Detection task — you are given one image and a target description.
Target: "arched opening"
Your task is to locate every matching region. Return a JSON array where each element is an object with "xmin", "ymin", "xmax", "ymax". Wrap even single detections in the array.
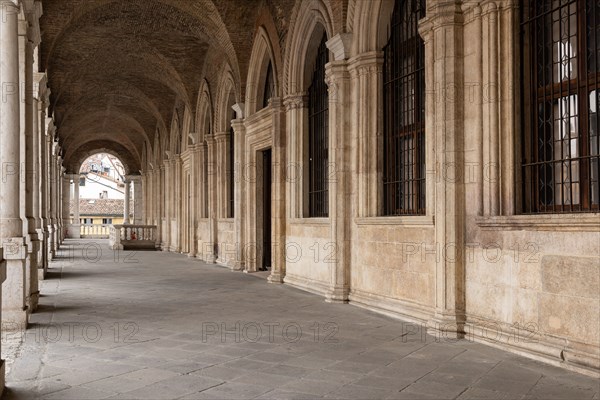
[
  {"xmin": 71, "ymin": 153, "xmax": 134, "ymax": 239},
  {"xmin": 306, "ymin": 28, "xmax": 330, "ymax": 218}
]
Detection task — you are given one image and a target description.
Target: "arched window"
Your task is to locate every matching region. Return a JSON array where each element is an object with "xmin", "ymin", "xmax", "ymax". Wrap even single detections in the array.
[
  {"xmin": 263, "ymin": 61, "xmax": 275, "ymax": 109},
  {"xmin": 521, "ymin": 0, "xmax": 599, "ymax": 213},
  {"xmin": 383, "ymin": 0, "xmax": 426, "ymax": 216},
  {"xmin": 308, "ymin": 33, "xmax": 329, "ymax": 218}
]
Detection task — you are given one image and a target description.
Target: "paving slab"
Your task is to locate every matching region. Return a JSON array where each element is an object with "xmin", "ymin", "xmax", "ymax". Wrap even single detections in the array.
[{"xmin": 3, "ymin": 239, "xmax": 598, "ymax": 400}]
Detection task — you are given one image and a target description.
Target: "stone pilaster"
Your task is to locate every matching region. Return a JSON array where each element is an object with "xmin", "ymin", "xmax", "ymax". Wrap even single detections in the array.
[
  {"xmin": 323, "ymin": 33, "xmax": 353, "ymax": 303},
  {"xmin": 420, "ymin": 1, "xmax": 467, "ymax": 338},
  {"xmin": 204, "ymin": 137, "xmax": 217, "ymax": 263},
  {"xmin": 23, "ymin": 22, "xmax": 40, "ymax": 312},
  {"xmin": 131, "ymin": 175, "xmax": 143, "ymax": 224},
  {"xmin": 231, "ymin": 116, "xmax": 245, "ymax": 271},
  {"xmin": 172, "ymin": 158, "xmax": 182, "ymax": 253},
  {"xmin": 1, "ymin": 0, "xmax": 29, "ymax": 331},
  {"xmin": 159, "ymin": 164, "xmax": 168, "ymax": 250},
  {"xmin": 61, "ymin": 174, "xmax": 71, "ymax": 242},
  {"xmin": 267, "ymin": 98, "xmax": 287, "ymax": 284},
  {"xmin": 187, "ymin": 146, "xmax": 199, "ymax": 258},
  {"xmin": 348, "ymin": 52, "xmax": 383, "ymax": 217},
  {"xmin": 123, "ymin": 179, "xmax": 131, "ymax": 225},
  {"xmin": 68, "ymin": 174, "xmax": 81, "ymax": 238},
  {"xmin": 47, "ymin": 138, "xmax": 55, "ymax": 259},
  {"xmin": 283, "ymin": 93, "xmax": 307, "ymax": 219},
  {"xmin": 55, "ymin": 157, "xmax": 64, "ymax": 247},
  {"xmin": 36, "ymin": 84, "xmax": 49, "ymax": 279}
]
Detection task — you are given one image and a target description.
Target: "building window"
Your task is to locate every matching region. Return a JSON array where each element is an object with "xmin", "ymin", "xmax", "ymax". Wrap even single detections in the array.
[
  {"xmin": 521, "ymin": 0, "xmax": 600, "ymax": 213},
  {"xmin": 263, "ymin": 61, "xmax": 275, "ymax": 109},
  {"xmin": 102, "ymin": 218, "xmax": 113, "ymax": 225},
  {"xmin": 308, "ymin": 33, "xmax": 329, "ymax": 218},
  {"xmin": 382, "ymin": 0, "xmax": 426, "ymax": 216},
  {"xmin": 228, "ymin": 119, "xmax": 235, "ymax": 218},
  {"xmin": 82, "ymin": 218, "xmax": 93, "ymax": 225},
  {"xmin": 79, "ymin": 177, "xmax": 85, "ymax": 186}
]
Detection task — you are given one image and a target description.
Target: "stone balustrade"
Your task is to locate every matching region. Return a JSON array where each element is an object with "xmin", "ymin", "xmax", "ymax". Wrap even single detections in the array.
[
  {"xmin": 109, "ymin": 224, "xmax": 158, "ymax": 250},
  {"xmin": 80, "ymin": 224, "xmax": 110, "ymax": 239}
]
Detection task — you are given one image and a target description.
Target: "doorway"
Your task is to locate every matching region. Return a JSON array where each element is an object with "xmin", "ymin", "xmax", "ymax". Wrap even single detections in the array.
[{"xmin": 261, "ymin": 149, "xmax": 272, "ymax": 271}]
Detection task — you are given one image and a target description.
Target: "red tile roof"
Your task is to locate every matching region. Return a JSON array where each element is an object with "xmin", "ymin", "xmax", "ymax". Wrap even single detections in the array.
[{"xmin": 70, "ymin": 199, "xmax": 127, "ymax": 217}]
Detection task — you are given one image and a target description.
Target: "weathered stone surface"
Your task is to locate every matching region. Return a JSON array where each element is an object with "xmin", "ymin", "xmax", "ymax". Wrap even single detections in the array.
[{"xmin": 4, "ymin": 240, "xmax": 600, "ymax": 399}]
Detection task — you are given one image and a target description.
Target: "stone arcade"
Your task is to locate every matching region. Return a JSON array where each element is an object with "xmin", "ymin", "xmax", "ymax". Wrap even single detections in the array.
[{"xmin": 0, "ymin": 0, "xmax": 599, "ymax": 397}]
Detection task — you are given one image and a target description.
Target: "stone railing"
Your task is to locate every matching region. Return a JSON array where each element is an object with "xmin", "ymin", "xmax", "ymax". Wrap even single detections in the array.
[
  {"xmin": 109, "ymin": 224, "xmax": 158, "ymax": 250},
  {"xmin": 80, "ymin": 224, "xmax": 110, "ymax": 239}
]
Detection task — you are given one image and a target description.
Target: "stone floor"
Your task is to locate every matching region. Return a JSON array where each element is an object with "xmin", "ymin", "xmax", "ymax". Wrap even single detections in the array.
[{"xmin": 3, "ymin": 239, "xmax": 599, "ymax": 400}]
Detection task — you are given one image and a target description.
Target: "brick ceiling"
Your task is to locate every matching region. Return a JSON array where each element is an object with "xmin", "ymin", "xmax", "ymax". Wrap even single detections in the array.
[{"xmin": 39, "ymin": 0, "xmax": 269, "ymax": 173}]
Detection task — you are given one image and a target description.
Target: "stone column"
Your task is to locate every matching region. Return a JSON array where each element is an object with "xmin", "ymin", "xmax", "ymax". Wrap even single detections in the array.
[
  {"xmin": 188, "ymin": 146, "xmax": 198, "ymax": 258},
  {"xmin": 349, "ymin": 52, "xmax": 383, "ymax": 217},
  {"xmin": 160, "ymin": 163, "xmax": 168, "ymax": 250},
  {"xmin": 61, "ymin": 175, "xmax": 71, "ymax": 241},
  {"xmin": 55, "ymin": 156, "xmax": 63, "ymax": 248},
  {"xmin": 284, "ymin": 93, "xmax": 308, "ymax": 218},
  {"xmin": 231, "ymin": 114, "xmax": 245, "ymax": 271},
  {"xmin": 26, "ymin": 43, "xmax": 41, "ymax": 311},
  {"xmin": 195, "ymin": 142, "xmax": 208, "ymax": 261},
  {"xmin": 214, "ymin": 132, "xmax": 230, "ymax": 265},
  {"xmin": 324, "ymin": 34, "xmax": 352, "ymax": 303},
  {"xmin": 420, "ymin": 2, "xmax": 466, "ymax": 338},
  {"xmin": 268, "ymin": 98, "xmax": 287, "ymax": 284},
  {"xmin": 1, "ymin": 0, "xmax": 29, "ymax": 331},
  {"xmin": 36, "ymin": 88, "xmax": 49, "ymax": 279},
  {"xmin": 47, "ymin": 138, "xmax": 56, "ymax": 259},
  {"xmin": 131, "ymin": 176, "xmax": 143, "ymax": 224},
  {"xmin": 204, "ymin": 137, "xmax": 217, "ymax": 263},
  {"xmin": 172, "ymin": 159, "xmax": 181, "ymax": 252},
  {"xmin": 123, "ymin": 179, "xmax": 131, "ymax": 225},
  {"xmin": 214, "ymin": 132, "xmax": 229, "ymax": 219},
  {"xmin": 68, "ymin": 174, "xmax": 81, "ymax": 238}
]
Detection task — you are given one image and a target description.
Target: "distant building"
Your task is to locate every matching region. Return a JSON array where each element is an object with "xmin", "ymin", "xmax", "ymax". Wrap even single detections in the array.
[{"xmin": 71, "ymin": 199, "xmax": 130, "ymax": 226}]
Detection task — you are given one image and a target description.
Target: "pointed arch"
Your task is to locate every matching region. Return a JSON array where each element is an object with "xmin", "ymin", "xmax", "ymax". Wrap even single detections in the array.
[
  {"xmin": 245, "ymin": 25, "xmax": 281, "ymax": 116},
  {"xmin": 196, "ymin": 79, "xmax": 214, "ymax": 144},
  {"xmin": 215, "ymin": 63, "xmax": 239, "ymax": 133},
  {"xmin": 283, "ymin": 0, "xmax": 335, "ymax": 96},
  {"xmin": 348, "ymin": 0, "xmax": 398, "ymax": 56}
]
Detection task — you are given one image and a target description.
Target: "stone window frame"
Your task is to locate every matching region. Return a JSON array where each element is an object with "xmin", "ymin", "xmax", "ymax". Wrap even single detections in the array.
[
  {"xmin": 349, "ymin": 0, "xmax": 434, "ymax": 223},
  {"xmin": 283, "ymin": 2, "xmax": 334, "ymax": 220},
  {"xmin": 519, "ymin": 0, "xmax": 600, "ymax": 214},
  {"xmin": 381, "ymin": 0, "xmax": 427, "ymax": 216}
]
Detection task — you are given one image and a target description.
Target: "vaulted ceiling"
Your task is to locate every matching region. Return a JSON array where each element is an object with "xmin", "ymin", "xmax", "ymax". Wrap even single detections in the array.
[{"xmin": 39, "ymin": 0, "xmax": 270, "ymax": 173}]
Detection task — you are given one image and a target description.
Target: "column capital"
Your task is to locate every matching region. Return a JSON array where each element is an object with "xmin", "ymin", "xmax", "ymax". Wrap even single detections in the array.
[
  {"xmin": 214, "ymin": 131, "xmax": 229, "ymax": 142},
  {"xmin": 0, "ymin": 0, "xmax": 20, "ymax": 11},
  {"xmin": 348, "ymin": 51, "xmax": 383, "ymax": 76},
  {"xmin": 125, "ymin": 174, "xmax": 142, "ymax": 183},
  {"xmin": 283, "ymin": 93, "xmax": 307, "ymax": 111}
]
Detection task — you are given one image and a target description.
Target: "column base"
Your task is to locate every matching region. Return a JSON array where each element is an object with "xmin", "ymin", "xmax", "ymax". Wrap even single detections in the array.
[
  {"xmin": 427, "ymin": 312, "xmax": 466, "ymax": 341},
  {"xmin": 1, "ymin": 309, "xmax": 29, "ymax": 331},
  {"xmin": 325, "ymin": 286, "xmax": 350, "ymax": 303},
  {"xmin": 28, "ymin": 291, "xmax": 39, "ymax": 312},
  {"xmin": 67, "ymin": 224, "xmax": 81, "ymax": 239},
  {"xmin": 267, "ymin": 272, "xmax": 284, "ymax": 284},
  {"xmin": 230, "ymin": 262, "xmax": 244, "ymax": 272}
]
